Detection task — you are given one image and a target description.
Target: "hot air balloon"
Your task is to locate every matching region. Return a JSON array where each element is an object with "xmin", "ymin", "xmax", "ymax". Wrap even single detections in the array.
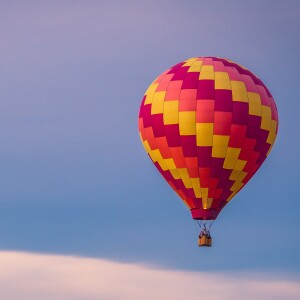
[{"xmin": 138, "ymin": 57, "xmax": 278, "ymax": 247}]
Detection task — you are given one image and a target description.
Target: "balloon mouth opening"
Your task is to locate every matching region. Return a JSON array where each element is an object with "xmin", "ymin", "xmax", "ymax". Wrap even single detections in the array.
[{"xmin": 191, "ymin": 208, "xmax": 219, "ymax": 220}]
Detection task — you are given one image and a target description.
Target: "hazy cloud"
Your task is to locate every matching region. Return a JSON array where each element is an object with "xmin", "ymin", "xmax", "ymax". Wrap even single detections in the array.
[{"xmin": 0, "ymin": 251, "xmax": 299, "ymax": 300}]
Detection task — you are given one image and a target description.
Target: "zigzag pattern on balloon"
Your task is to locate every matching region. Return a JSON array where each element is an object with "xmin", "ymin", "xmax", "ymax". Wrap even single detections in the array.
[{"xmin": 138, "ymin": 57, "xmax": 278, "ymax": 220}]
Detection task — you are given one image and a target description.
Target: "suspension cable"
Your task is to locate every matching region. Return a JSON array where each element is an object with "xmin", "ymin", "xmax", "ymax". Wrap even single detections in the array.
[{"xmin": 208, "ymin": 220, "xmax": 215, "ymax": 230}]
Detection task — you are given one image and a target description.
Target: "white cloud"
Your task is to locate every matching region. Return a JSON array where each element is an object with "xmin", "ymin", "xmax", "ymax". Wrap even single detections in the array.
[{"xmin": 0, "ymin": 251, "xmax": 299, "ymax": 300}]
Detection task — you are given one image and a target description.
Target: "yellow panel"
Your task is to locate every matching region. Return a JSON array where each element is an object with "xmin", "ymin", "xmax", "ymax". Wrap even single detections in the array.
[
  {"xmin": 199, "ymin": 65, "xmax": 214, "ymax": 80},
  {"xmin": 144, "ymin": 83, "xmax": 158, "ymax": 104},
  {"xmin": 188, "ymin": 60, "xmax": 203, "ymax": 72},
  {"xmin": 230, "ymin": 181, "xmax": 244, "ymax": 192},
  {"xmin": 248, "ymin": 92, "xmax": 262, "ymax": 116},
  {"xmin": 196, "ymin": 123, "xmax": 213, "ymax": 146},
  {"xmin": 270, "ymin": 120, "xmax": 277, "ymax": 133},
  {"xmin": 178, "ymin": 168, "xmax": 190, "ymax": 179},
  {"xmin": 236, "ymin": 171, "xmax": 247, "ymax": 182},
  {"xmin": 212, "ymin": 135, "xmax": 229, "ymax": 158},
  {"xmin": 207, "ymin": 198, "xmax": 213, "ymax": 208},
  {"xmin": 151, "ymin": 91, "xmax": 166, "ymax": 114},
  {"xmin": 149, "ymin": 149, "xmax": 160, "ymax": 162},
  {"xmin": 231, "ymin": 81, "xmax": 248, "ymax": 102},
  {"xmin": 223, "ymin": 147, "xmax": 241, "ymax": 169},
  {"xmin": 197, "ymin": 135, "xmax": 213, "ymax": 147},
  {"xmin": 230, "ymin": 170, "xmax": 241, "ymax": 181},
  {"xmin": 229, "ymin": 172, "xmax": 247, "ymax": 192},
  {"xmin": 234, "ymin": 159, "xmax": 247, "ymax": 171},
  {"xmin": 182, "ymin": 57, "xmax": 198, "ymax": 67},
  {"xmin": 179, "ymin": 111, "xmax": 196, "ymax": 135},
  {"xmin": 144, "ymin": 94, "xmax": 154, "ymax": 105},
  {"xmin": 230, "ymin": 170, "xmax": 247, "ymax": 181},
  {"xmin": 165, "ymin": 158, "xmax": 177, "ymax": 170},
  {"xmin": 267, "ymin": 120, "xmax": 277, "ymax": 144},
  {"xmin": 157, "ymin": 158, "xmax": 168, "ymax": 171},
  {"xmin": 225, "ymin": 147, "xmax": 241, "ymax": 158},
  {"xmin": 213, "ymin": 135, "xmax": 230, "ymax": 146},
  {"xmin": 214, "ymin": 72, "xmax": 231, "ymax": 90},
  {"xmin": 169, "ymin": 169, "xmax": 181, "ymax": 180},
  {"xmin": 163, "ymin": 100, "xmax": 179, "ymax": 125},
  {"xmin": 196, "ymin": 123, "xmax": 214, "ymax": 137},
  {"xmin": 260, "ymin": 105, "xmax": 272, "ymax": 130},
  {"xmin": 267, "ymin": 131, "xmax": 276, "ymax": 145},
  {"xmin": 177, "ymin": 168, "xmax": 194, "ymax": 189},
  {"xmin": 212, "ymin": 147, "xmax": 227, "ymax": 158},
  {"xmin": 202, "ymin": 196, "xmax": 213, "ymax": 209},
  {"xmin": 148, "ymin": 149, "xmax": 168, "ymax": 171},
  {"xmin": 202, "ymin": 198, "xmax": 208, "ymax": 208},
  {"xmin": 191, "ymin": 178, "xmax": 201, "ymax": 198},
  {"xmin": 142, "ymin": 140, "xmax": 151, "ymax": 154},
  {"xmin": 145, "ymin": 83, "xmax": 158, "ymax": 96},
  {"xmin": 182, "ymin": 177, "xmax": 193, "ymax": 189},
  {"xmin": 201, "ymin": 188, "xmax": 208, "ymax": 198}
]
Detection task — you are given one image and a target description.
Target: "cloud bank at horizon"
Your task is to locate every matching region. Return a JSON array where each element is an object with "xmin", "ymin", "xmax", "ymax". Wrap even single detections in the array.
[{"xmin": 0, "ymin": 251, "xmax": 299, "ymax": 300}]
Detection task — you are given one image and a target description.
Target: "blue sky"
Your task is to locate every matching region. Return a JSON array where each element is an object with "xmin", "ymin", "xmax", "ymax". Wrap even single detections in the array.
[{"xmin": 0, "ymin": 1, "xmax": 299, "ymax": 295}]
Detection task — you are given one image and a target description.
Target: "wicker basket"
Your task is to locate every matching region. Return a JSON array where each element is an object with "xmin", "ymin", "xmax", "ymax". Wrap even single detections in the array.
[{"xmin": 198, "ymin": 236, "xmax": 212, "ymax": 247}]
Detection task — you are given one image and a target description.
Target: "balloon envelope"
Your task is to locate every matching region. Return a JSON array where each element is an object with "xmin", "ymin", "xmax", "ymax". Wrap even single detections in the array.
[{"xmin": 138, "ymin": 57, "xmax": 278, "ymax": 220}]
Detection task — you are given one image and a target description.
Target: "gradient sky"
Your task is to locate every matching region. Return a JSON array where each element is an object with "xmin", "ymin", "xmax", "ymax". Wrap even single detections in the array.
[{"xmin": 0, "ymin": 1, "xmax": 299, "ymax": 296}]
